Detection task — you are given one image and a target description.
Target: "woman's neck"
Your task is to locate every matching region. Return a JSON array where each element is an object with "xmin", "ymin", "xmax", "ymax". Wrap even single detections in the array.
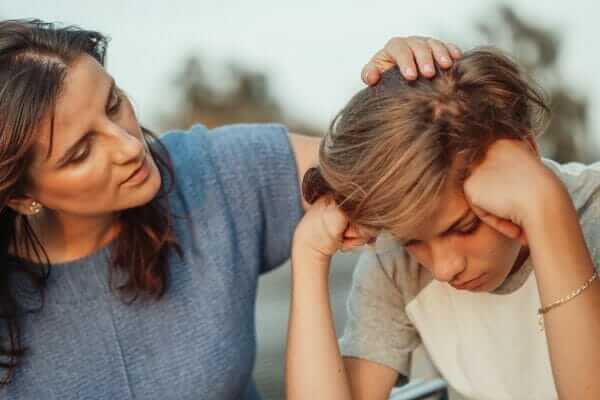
[{"xmin": 14, "ymin": 210, "xmax": 122, "ymax": 264}]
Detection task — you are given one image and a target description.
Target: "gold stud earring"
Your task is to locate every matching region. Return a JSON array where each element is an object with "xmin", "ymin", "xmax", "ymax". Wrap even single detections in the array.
[{"xmin": 29, "ymin": 201, "xmax": 42, "ymax": 215}]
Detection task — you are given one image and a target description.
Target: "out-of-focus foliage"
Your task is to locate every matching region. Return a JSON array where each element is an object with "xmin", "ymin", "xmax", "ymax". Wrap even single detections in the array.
[
  {"xmin": 163, "ymin": 5, "xmax": 593, "ymax": 161},
  {"xmin": 478, "ymin": 5, "xmax": 594, "ymax": 163},
  {"xmin": 160, "ymin": 55, "xmax": 320, "ymax": 136}
]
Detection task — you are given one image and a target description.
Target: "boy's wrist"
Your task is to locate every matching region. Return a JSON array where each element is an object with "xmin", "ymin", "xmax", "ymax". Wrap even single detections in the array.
[{"xmin": 522, "ymin": 170, "xmax": 572, "ymax": 233}]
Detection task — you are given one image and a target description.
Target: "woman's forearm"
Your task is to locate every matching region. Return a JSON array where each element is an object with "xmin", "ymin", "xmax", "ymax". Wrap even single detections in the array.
[
  {"xmin": 285, "ymin": 251, "xmax": 352, "ymax": 400},
  {"xmin": 527, "ymin": 180, "xmax": 600, "ymax": 399}
]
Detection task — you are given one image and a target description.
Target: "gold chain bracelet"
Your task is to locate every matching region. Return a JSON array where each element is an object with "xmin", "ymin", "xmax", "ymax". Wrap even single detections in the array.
[{"xmin": 538, "ymin": 271, "xmax": 598, "ymax": 332}]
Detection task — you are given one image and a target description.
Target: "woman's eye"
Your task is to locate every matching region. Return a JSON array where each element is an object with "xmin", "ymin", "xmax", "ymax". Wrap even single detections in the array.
[{"xmin": 107, "ymin": 91, "xmax": 122, "ymax": 115}]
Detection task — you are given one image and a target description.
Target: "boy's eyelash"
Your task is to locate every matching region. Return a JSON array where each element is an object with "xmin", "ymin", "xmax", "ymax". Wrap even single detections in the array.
[
  {"xmin": 457, "ymin": 218, "xmax": 481, "ymax": 235},
  {"xmin": 400, "ymin": 217, "xmax": 481, "ymax": 246},
  {"xmin": 71, "ymin": 147, "xmax": 89, "ymax": 163},
  {"xmin": 403, "ymin": 239, "xmax": 420, "ymax": 247}
]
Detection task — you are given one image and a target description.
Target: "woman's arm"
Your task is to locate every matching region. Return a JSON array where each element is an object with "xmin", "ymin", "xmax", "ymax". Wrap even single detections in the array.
[
  {"xmin": 465, "ymin": 139, "xmax": 600, "ymax": 399},
  {"xmin": 285, "ymin": 197, "xmax": 399, "ymax": 399}
]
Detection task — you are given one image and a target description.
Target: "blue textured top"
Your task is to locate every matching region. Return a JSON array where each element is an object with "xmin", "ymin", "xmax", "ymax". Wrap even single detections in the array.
[{"xmin": 3, "ymin": 123, "xmax": 303, "ymax": 400}]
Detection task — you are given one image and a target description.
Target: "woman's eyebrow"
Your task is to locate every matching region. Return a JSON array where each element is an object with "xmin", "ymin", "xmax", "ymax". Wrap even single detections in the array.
[{"xmin": 54, "ymin": 79, "xmax": 116, "ymax": 166}]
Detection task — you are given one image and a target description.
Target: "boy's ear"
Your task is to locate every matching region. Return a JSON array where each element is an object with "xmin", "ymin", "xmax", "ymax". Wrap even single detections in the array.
[
  {"xmin": 343, "ymin": 224, "xmax": 361, "ymax": 239},
  {"xmin": 523, "ymin": 135, "xmax": 540, "ymax": 157},
  {"xmin": 343, "ymin": 223, "xmax": 377, "ymax": 244}
]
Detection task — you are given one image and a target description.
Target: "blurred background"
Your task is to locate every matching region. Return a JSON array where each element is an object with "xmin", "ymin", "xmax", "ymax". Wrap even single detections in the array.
[{"xmin": 3, "ymin": 1, "xmax": 598, "ymax": 399}]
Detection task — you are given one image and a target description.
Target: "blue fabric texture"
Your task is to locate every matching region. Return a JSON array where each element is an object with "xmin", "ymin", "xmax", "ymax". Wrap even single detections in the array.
[{"xmin": 3, "ymin": 123, "xmax": 303, "ymax": 399}]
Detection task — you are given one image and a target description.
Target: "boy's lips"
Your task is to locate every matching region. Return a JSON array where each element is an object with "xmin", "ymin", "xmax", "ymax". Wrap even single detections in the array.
[{"xmin": 451, "ymin": 273, "xmax": 487, "ymax": 290}]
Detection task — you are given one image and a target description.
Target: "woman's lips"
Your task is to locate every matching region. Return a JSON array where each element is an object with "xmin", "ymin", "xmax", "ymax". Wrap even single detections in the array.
[{"xmin": 122, "ymin": 157, "xmax": 150, "ymax": 186}]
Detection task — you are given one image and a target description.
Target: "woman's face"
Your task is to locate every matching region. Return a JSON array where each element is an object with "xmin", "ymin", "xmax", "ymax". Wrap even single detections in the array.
[
  {"xmin": 397, "ymin": 185, "xmax": 526, "ymax": 292},
  {"xmin": 23, "ymin": 55, "xmax": 162, "ymax": 218}
]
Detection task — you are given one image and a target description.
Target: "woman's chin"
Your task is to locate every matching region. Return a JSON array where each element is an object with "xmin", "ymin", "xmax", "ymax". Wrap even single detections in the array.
[{"xmin": 123, "ymin": 167, "xmax": 162, "ymax": 209}]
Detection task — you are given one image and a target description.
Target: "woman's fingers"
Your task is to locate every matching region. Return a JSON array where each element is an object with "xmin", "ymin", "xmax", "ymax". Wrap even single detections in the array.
[
  {"xmin": 383, "ymin": 39, "xmax": 418, "ymax": 80},
  {"xmin": 362, "ymin": 36, "xmax": 463, "ymax": 85},
  {"xmin": 361, "ymin": 49, "xmax": 397, "ymax": 84},
  {"xmin": 446, "ymin": 42, "xmax": 462, "ymax": 59},
  {"xmin": 405, "ymin": 37, "xmax": 436, "ymax": 77},
  {"xmin": 425, "ymin": 38, "xmax": 454, "ymax": 68}
]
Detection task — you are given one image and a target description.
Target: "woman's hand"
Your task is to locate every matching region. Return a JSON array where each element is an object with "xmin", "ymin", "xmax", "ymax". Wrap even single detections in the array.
[
  {"xmin": 362, "ymin": 36, "xmax": 462, "ymax": 84},
  {"xmin": 463, "ymin": 138, "xmax": 562, "ymax": 243}
]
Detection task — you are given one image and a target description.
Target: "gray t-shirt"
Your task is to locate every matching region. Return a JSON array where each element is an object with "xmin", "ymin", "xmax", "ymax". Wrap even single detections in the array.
[
  {"xmin": 3, "ymin": 123, "xmax": 303, "ymax": 400},
  {"xmin": 340, "ymin": 158, "xmax": 600, "ymax": 400}
]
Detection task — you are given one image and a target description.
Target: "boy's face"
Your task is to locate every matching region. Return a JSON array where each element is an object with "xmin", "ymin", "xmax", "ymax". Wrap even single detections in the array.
[{"xmin": 396, "ymin": 184, "xmax": 527, "ymax": 292}]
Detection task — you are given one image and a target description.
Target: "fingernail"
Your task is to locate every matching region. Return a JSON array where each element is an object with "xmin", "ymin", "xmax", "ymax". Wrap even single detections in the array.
[
  {"xmin": 440, "ymin": 56, "xmax": 450, "ymax": 65},
  {"xmin": 364, "ymin": 70, "xmax": 371, "ymax": 83},
  {"xmin": 404, "ymin": 67, "xmax": 416, "ymax": 78},
  {"xmin": 424, "ymin": 64, "xmax": 435, "ymax": 74}
]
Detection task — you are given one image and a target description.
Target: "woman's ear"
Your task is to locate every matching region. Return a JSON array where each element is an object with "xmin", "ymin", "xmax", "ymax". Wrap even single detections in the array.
[{"xmin": 6, "ymin": 196, "xmax": 41, "ymax": 216}]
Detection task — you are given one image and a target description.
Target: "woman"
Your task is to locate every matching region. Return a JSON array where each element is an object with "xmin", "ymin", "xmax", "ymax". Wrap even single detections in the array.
[
  {"xmin": 287, "ymin": 48, "xmax": 600, "ymax": 399},
  {"xmin": 0, "ymin": 19, "xmax": 459, "ymax": 399}
]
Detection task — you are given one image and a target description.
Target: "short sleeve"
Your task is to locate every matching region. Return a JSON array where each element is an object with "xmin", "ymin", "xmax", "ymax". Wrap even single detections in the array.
[
  {"xmin": 206, "ymin": 123, "xmax": 304, "ymax": 273},
  {"xmin": 339, "ymin": 247, "xmax": 421, "ymax": 377},
  {"xmin": 543, "ymin": 159, "xmax": 600, "ymax": 273},
  {"xmin": 578, "ymin": 191, "xmax": 600, "ymax": 273}
]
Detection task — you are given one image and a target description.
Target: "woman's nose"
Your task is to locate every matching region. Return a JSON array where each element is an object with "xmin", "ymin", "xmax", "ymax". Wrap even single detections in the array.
[{"xmin": 110, "ymin": 125, "xmax": 144, "ymax": 164}]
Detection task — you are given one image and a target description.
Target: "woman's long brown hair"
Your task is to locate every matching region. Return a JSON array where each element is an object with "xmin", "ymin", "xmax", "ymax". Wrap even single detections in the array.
[{"xmin": 0, "ymin": 19, "xmax": 182, "ymax": 384}]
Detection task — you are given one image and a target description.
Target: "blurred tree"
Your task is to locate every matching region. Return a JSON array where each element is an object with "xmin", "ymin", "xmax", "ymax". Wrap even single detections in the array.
[
  {"xmin": 477, "ymin": 5, "xmax": 594, "ymax": 163},
  {"xmin": 160, "ymin": 55, "xmax": 320, "ymax": 136},
  {"xmin": 162, "ymin": 6, "xmax": 594, "ymax": 160}
]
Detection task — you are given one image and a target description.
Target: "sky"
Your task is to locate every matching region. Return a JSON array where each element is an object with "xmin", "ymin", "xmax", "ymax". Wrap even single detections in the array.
[{"xmin": 2, "ymin": 1, "xmax": 599, "ymax": 145}]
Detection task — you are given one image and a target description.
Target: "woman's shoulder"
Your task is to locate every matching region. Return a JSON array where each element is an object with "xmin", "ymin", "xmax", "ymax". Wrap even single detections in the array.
[
  {"xmin": 158, "ymin": 122, "xmax": 288, "ymax": 153},
  {"xmin": 156, "ymin": 122, "xmax": 290, "ymax": 181}
]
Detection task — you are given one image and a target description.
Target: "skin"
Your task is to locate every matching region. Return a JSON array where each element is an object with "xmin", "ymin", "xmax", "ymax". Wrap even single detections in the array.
[
  {"xmin": 400, "ymin": 164, "xmax": 529, "ymax": 292},
  {"xmin": 8, "ymin": 55, "xmax": 162, "ymax": 263},
  {"xmin": 286, "ymin": 138, "xmax": 600, "ymax": 399},
  {"xmin": 7, "ymin": 36, "xmax": 460, "ymax": 264}
]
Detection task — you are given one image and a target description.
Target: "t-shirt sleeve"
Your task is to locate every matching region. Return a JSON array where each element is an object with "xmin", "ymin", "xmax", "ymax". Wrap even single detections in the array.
[
  {"xmin": 339, "ymin": 246, "xmax": 421, "ymax": 377},
  {"xmin": 578, "ymin": 191, "xmax": 600, "ymax": 273},
  {"xmin": 206, "ymin": 123, "xmax": 304, "ymax": 274}
]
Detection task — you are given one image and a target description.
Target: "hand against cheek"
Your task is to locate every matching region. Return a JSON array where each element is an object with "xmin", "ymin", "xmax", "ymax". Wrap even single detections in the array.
[
  {"xmin": 292, "ymin": 197, "xmax": 366, "ymax": 264},
  {"xmin": 463, "ymin": 139, "xmax": 553, "ymax": 243}
]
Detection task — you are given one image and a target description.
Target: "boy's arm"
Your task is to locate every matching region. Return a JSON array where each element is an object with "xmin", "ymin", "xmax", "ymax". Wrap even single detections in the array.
[{"xmin": 344, "ymin": 357, "xmax": 399, "ymax": 400}]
